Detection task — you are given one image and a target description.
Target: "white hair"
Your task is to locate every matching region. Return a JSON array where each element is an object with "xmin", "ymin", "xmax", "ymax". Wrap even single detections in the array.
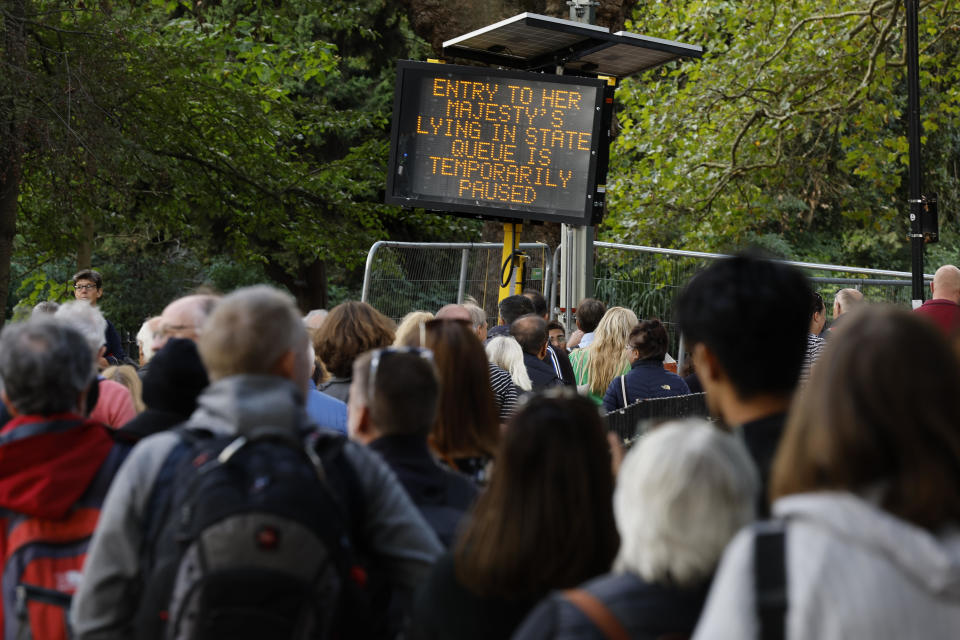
[
  {"xmin": 136, "ymin": 318, "xmax": 157, "ymax": 364},
  {"xmin": 613, "ymin": 419, "xmax": 757, "ymax": 587},
  {"xmin": 54, "ymin": 300, "xmax": 107, "ymax": 356},
  {"xmin": 485, "ymin": 336, "xmax": 532, "ymax": 391}
]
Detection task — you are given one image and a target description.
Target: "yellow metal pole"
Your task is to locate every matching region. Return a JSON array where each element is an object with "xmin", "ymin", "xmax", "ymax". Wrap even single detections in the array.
[{"xmin": 498, "ymin": 223, "xmax": 523, "ymax": 321}]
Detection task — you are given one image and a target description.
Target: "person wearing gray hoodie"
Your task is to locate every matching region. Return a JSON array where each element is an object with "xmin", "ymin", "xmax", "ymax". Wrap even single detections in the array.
[
  {"xmin": 71, "ymin": 286, "xmax": 443, "ymax": 639},
  {"xmin": 693, "ymin": 307, "xmax": 960, "ymax": 640}
]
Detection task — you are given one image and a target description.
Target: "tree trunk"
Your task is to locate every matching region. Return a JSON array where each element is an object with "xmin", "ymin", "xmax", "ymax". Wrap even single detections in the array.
[
  {"xmin": 77, "ymin": 214, "xmax": 94, "ymax": 270},
  {"xmin": 0, "ymin": 0, "xmax": 28, "ymax": 327},
  {"xmin": 0, "ymin": 168, "xmax": 19, "ymax": 328},
  {"xmin": 264, "ymin": 257, "xmax": 328, "ymax": 314}
]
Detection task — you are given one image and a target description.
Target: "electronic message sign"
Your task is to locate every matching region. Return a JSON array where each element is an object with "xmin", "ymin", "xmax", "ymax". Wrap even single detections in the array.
[{"xmin": 386, "ymin": 61, "xmax": 605, "ymax": 225}]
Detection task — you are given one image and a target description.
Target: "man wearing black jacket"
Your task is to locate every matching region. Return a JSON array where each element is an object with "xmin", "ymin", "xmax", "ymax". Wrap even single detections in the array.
[
  {"xmin": 511, "ymin": 315, "xmax": 562, "ymax": 392},
  {"xmin": 675, "ymin": 252, "xmax": 811, "ymax": 518},
  {"xmin": 348, "ymin": 348, "xmax": 477, "ymax": 547}
]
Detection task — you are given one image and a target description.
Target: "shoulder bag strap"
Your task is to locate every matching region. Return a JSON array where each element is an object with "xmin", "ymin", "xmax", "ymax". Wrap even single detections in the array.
[
  {"xmin": 620, "ymin": 375, "xmax": 628, "ymax": 408},
  {"xmin": 754, "ymin": 520, "xmax": 788, "ymax": 640},
  {"xmin": 562, "ymin": 588, "xmax": 630, "ymax": 640}
]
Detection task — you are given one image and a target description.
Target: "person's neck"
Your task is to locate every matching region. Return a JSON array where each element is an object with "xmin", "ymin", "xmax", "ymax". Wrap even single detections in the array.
[{"xmin": 723, "ymin": 393, "xmax": 791, "ymax": 427}]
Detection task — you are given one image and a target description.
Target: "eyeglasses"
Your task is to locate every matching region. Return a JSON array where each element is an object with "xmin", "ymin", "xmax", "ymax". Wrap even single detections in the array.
[
  {"xmin": 73, "ymin": 284, "xmax": 98, "ymax": 291},
  {"xmin": 367, "ymin": 347, "xmax": 433, "ymax": 401},
  {"xmin": 156, "ymin": 323, "xmax": 201, "ymax": 343}
]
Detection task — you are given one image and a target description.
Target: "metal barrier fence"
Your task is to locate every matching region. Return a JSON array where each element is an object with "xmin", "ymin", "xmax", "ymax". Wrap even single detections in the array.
[
  {"xmin": 549, "ymin": 242, "xmax": 934, "ymax": 368},
  {"xmin": 605, "ymin": 392, "xmax": 710, "ymax": 445},
  {"xmin": 361, "ymin": 241, "xmax": 552, "ymax": 326},
  {"xmin": 362, "ymin": 240, "xmax": 933, "ymax": 349}
]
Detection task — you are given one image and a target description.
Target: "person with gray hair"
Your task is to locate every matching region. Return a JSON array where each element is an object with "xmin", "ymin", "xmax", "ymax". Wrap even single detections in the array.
[
  {"xmin": 72, "ymin": 285, "xmax": 443, "ymax": 639},
  {"xmin": 31, "ymin": 300, "xmax": 60, "ymax": 317},
  {"xmin": 829, "ymin": 287, "xmax": 864, "ymax": 334},
  {"xmin": 0, "ymin": 319, "xmax": 129, "ymax": 639},
  {"xmin": 303, "ymin": 308, "xmax": 328, "ymax": 330},
  {"xmin": 55, "ymin": 301, "xmax": 136, "ymax": 427},
  {"xmin": 514, "ymin": 419, "xmax": 757, "ymax": 639},
  {"xmin": 485, "ymin": 336, "xmax": 532, "ymax": 392},
  {"xmin": 463, "ymin": 302, "xmax": 488, "ymax": 342}
]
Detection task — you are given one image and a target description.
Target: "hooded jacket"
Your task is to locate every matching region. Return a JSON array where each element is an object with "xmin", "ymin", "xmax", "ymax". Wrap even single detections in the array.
[
  {"xmin": 0, "ymin": 414, "xmax": 128, "ymax": 639},
  {"xmin": 71, "ymin": 375, "xmax": 443, "ymax": 639},
  {"xmin": 0, "ymin": 415, "xmax": 116, "ymax": 520},
  {"xmin": 693, "ymin": 492, "xmax": 960, "ymax": 639}
]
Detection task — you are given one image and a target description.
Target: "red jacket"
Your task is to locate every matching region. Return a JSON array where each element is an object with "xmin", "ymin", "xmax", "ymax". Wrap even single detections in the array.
[
  {"xmin": 913, "ymin": 298, "xmax": 960, "ymax": 337},
  {"xmin": 0, "ymin": 414, "xmax": 127, "ymax": 640}
]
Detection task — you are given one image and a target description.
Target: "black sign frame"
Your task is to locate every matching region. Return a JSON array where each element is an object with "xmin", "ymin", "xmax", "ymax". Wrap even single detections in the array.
[{"xmin": 386, "ymin": 60, "xmax": 606, "ymax": 225}]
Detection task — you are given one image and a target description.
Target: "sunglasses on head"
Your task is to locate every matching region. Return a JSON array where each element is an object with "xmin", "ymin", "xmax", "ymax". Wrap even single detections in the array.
[{"xmin": 367, "ymin": 346, "xmax": 434, "ymax": 402}]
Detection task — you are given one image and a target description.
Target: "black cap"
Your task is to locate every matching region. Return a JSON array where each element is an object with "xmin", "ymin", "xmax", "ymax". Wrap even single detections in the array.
[{"xmin": 142, "ymin": 338, "xmax": 209, "ymax": 416}]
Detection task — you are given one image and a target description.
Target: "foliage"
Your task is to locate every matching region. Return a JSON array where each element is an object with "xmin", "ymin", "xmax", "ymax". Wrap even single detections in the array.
[
  {"xmin": 6, "ymin": 0, "xmax": 480, "ymax": 319},
  {"xmin": 605, "ymin": 0, "xmax": 960, "ymax": 270}
]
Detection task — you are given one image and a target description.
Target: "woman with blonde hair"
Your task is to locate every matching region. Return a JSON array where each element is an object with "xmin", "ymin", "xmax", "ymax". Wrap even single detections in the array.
[
  {"xmin": 568, "ymin": 307, "xmax": 638, "ymax": 405},
  {"xmin": 485, "ymin": 336, "xmax": 532, "ymax": 392},
  {"xmin": 394, "ymin": 310, "xmax": 434, "ymax": 347},
  {"xmin": 101, "ymin": 364, "xmax": 145, "ymax": 414}
]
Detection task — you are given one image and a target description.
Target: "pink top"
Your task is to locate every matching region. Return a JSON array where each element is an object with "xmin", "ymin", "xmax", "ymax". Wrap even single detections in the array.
[{"xmin": 89, "ymin": 379, "xmax": 137, "ymax": 428}]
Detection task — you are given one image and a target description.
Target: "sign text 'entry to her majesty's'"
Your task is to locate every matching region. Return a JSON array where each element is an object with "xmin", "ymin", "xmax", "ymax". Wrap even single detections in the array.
[{"xmin": 386, "ymin": 61, "xmax": 605, "ymax": 225}]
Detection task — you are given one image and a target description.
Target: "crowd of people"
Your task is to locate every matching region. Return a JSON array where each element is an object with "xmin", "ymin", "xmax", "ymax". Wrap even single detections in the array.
[{"xmin": 0, "ymin": 256, "xmax": 958, "ymax": 639}]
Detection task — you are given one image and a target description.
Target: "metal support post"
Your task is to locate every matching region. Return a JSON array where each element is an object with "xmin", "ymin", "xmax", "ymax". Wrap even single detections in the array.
[
  {"xmin": 498, "ymin": 223, "xmax": 526, "ymax": 316},
  {"xmin": 559, "ymin": 224, "xmax": 594, "ymax": 329},
  {"xmin": 457, "ymin": 248, "xmax": 470, "ymax": 303},
  {"xmin": 906, "ymin": 0, "xmax": 925, "ymax": 306}
]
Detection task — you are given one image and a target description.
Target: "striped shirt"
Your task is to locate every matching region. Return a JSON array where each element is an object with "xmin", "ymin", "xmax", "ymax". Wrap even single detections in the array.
[
  {"xmin": 489, "ymin": 363, "xmax": 519, "ymax": 422},
  {"xmin": 801, "ymin": 333, "xmax": 825, "ymax": 382}
]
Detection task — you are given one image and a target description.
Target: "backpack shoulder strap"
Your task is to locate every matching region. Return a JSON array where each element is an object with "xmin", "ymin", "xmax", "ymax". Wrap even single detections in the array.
[
  {"xmin": 620, "ymin": 375, "xmax": 628, "ymax": 408},
  {"xmin": 754, "ymin": 519, "xmax": 788, "ymax": 640},
  {"xmin": 141, "ymin": 428, "xmax": 210, "ymax": 557},
  {"xmin": 305, "ymin": 430, "xmax": 365, "ymax": 538},
  {"xmin": 562, "ymin": 588, "xmax": 630, "ymax": 640}
]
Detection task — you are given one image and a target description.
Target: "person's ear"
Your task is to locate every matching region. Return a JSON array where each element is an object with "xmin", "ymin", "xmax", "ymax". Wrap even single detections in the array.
[
  {"xmin": 692, "ymin": 342, "xmax": 721, "ymax": 383},
  {"xmin": 349, "ymin": 403, "xmax": 377, "ymax": 444},
  {"xmin": 272, "ymin": 349, "xmax": 297, "ymax": 380},
  {"xmin": 1, "ymin": 390, "xmax": 18, "ymax": 418},
  {"xmin": 538, "ymin": 342, "xmax": 547, "ymax": 359}
]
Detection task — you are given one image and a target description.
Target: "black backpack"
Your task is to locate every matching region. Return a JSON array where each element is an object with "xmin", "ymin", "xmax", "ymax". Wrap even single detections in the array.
[{"xmin": 134, "ymin": 426, "xmax": 373, "ymax": 640}]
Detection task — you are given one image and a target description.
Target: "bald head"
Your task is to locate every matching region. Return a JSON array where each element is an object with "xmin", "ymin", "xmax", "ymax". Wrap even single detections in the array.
[
  {"xmin": 154, "ymin": 294, "xmax": 220, "ymax": 353},
  {"xmin": 931, "ymin": 265, "xmax": 960, "ymax": 303},
  {"xmin": 436, "ymin": 304, "xmax": 471, "ymax": 322},
  {"xmin": 304, "ymin": 309, "xmax": 328, "ymax": 330},
  {"xmin": 511, "ymin": 314, "xmax": 547, "ymax": 358},
  {"xmin": 833, "ymin": 288, "xmax": 864, "ymax": 318}
]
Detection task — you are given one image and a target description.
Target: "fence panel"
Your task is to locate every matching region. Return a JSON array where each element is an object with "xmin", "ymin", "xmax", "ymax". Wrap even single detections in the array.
[
  {"xmin": 605, "ymin": 393, "xmax": 710, "ymax": 445},
  {"xmin": 362, "ymin": 241, "xmax": 551, "ymax": 326},
  {"xmin": 544, "ymin": 242, "xmax": 934, "ymax": 366},
  {"xmin": 364, "ymin": 240, "xmax": 932, "ymax": 350}
]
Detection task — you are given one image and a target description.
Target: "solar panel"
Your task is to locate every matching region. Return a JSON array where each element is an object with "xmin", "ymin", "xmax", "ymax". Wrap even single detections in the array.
[{"xmin": 441, "ymin": 12, "xmax": 702, "ymax": 78}]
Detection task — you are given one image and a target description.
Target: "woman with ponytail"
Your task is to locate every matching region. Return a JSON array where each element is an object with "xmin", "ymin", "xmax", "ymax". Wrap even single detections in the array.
[{"xmin": 602, "ymin": 319, "xmax": 689, "ymax": 412}]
